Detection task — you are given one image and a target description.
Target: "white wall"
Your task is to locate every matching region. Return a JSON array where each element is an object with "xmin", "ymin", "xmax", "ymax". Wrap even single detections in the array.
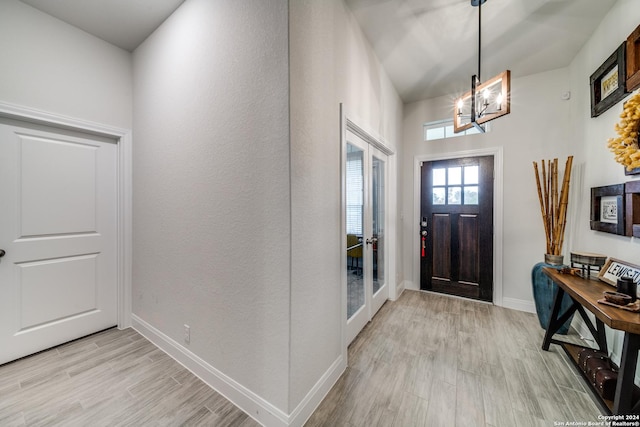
[
  {"xmin": 566, "ymin": 0, "xmax": 640, "ymax": 363},
  {"xmin": 0, "ymin": 0, "xmax": 132, "ymax": 129},
  {"xmin": 569, "ymin": 0, "xmax": 640, "ymax": 257},
  {"xmin": 132, "ymin": 0, "xmax": 291, "ymax": 413},
  {"xmin": 402, "ymin": 67, "xmax": 573, "ymax": 309},
  {"xmin": 289, "ymin": 0, "xmax": 403, "ymax": 414}
]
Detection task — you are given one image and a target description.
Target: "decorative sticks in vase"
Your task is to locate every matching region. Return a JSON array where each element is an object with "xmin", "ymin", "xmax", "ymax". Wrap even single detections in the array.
[{"xmin": 533, "ymin": 156, "xmax": 574, "ymax": 258}]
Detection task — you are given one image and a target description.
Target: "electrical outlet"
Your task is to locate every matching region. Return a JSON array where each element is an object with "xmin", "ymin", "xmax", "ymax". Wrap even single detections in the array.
[{"xmin": 184, "ymin": 324, "xmax": 190, "ymax": 344}]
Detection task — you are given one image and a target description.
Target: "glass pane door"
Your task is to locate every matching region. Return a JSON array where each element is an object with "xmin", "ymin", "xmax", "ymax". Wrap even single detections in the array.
[
  {"xmin": 372, "ymin": 155, "xmax": 384, "ymax": 295},
  {"xmin": 370, "ymin": 149, "xmax": 387, "ymax": 316},
  {"xmin": 346, "ymin": 143, "xmax": 365, "ymax": 320},
  {"xmin": 345, "ymin": 132, "xmax": 389, "ymax": 345}
]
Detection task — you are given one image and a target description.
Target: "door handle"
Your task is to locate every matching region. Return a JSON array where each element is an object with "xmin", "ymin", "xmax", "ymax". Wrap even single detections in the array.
[
  {"xmin": 0, "ymin": 249, "xmax": 5, "ymax": 258},
  {"xmin": 365, "ymin": 237, "xmax": 378, "ymax": 245}
]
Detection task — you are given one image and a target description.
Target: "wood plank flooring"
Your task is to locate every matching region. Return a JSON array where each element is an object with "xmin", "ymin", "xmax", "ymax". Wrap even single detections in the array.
[
  {"xmin": 0, "ymin": 290, "xmax": 603, "ymax": 426},
  {"xmin": 306, "ymin": 290, "xmax": 603, "ymax": 427},
  {"xmin": 0, "ymin": 328, "xmax": 259, "ymax": 427}
]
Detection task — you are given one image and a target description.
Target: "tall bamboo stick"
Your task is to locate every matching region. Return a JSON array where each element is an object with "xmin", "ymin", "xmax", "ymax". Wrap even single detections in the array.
[
  {"xmin": 533, "ymin": 155, "xmax": 573, "ymax": 257},
  {"xmin": 553, "ymin": 156, "xmax": 574, "ymax": 255},
  {"xmin": 542, "ymin": 160, "xmax": 549, "ymax": 240},
  {"xmin": 552, "ymin": 158, "xmax": 559, "ymax": 239},
  {"xmin": 533, "ymin": 162, "xmax": 551, "ymax": 254}
]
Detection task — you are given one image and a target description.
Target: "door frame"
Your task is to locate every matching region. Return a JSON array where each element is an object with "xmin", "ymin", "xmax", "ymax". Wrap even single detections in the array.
[
  {"xmin": 0, "ymin": 101, "xmax": 132, "ymax": 329},
  {"xmin": 413, "ymin": 147, "xmax": 503, "ymax": 306},
  {"xmin": 340, "ymin": 105, "xmax": 396, "ymax": 354}
]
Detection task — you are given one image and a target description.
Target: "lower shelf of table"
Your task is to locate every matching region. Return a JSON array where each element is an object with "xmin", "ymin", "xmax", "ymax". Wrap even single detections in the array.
[{"xmin": 558, "ymin": 342, "xmax": 615, "ymax": 414}]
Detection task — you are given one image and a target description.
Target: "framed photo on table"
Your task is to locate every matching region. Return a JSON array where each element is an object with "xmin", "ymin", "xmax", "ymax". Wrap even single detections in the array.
[
  {"xmin": 590, "ymin": 43, "xmax": 628, "ymax": 117},
  {"xmin": 598, "ymin": 258, "xmax": 640, "ymax": 287}
]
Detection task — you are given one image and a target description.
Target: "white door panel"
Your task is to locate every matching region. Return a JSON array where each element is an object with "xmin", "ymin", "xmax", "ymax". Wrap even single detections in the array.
[
  {"xmin": 0, "ymin": 119, "xmax": 117, "ymax": 364},
  {"xmin": 20, "ymin": 135, "xmax": 98, "ymax": 236}
]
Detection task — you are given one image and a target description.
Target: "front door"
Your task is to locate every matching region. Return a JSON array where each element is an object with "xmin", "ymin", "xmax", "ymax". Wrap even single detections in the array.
[
  {"xmin": 0, "ymin": 118, "xmax": 118, "ymax": 364},
  {"xmin": 345, "ymin": 129, "xmax": 388, "ymax": 345},
  {"xmin": 420, "ymin": 156, "xmax": 493, "ymax": 301}
]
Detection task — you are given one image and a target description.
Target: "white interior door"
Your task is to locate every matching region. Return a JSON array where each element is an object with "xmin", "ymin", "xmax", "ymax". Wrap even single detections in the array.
[
  {"xmin": 0, "ymin": 118, "xmax": 118, "ymax": 364},
  {"xmin": 345, "ymin": 130, "xmax": 388, "ymax": 345}
]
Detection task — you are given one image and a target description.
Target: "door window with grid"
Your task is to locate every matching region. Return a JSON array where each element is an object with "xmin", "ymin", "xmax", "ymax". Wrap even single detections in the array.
[{"xmin": 432, "ymin": 165, "xmax": 479, "ymax": 205}]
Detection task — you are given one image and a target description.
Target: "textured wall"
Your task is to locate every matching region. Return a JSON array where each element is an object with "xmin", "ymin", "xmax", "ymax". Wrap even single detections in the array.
[
  {"xmin": 568, "ymin": 0, "xmax": 640, "ymax": 363},
  {"xmin": 0, "ymin": 0, "xmax": 132, "ymax": 129},
  {"xmin": 132, "ymin": 0, "xmax": 291, "ymax": 411},
  {"xmin": 289, "ymin": 0, "xmax": 403, "ymax": 412},
  {"xmin": 569, "ymin": 0, "xmax": 640, "ymax": 254}
]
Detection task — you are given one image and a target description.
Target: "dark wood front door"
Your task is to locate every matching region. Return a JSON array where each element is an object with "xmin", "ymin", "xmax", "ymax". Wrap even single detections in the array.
[{"xmin": 420, "ymin": 156, "xmax": 494, "ymax": 301}]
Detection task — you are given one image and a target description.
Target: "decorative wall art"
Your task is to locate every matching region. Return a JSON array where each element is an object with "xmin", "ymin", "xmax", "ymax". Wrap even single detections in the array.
[
  {"xmin": 608, "ymin": 91, "xmax": 640, "ymax": 173},
  {"xmin": 627, "ymin": 24, "xmax": 640, "ymax": 92},
  {"xmin": 591, "ymin": 184, "xmax": 625, "ymax": 235},
  {"xmin": 591, "ymin": 43, "xmax": 629, "ymax": 117}
]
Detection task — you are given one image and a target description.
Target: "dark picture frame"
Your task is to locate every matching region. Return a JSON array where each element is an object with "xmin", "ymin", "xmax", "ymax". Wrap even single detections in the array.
[
  {"xmin": 590, "ymin": 43, "xmax": 628, "ymax": 117},
  {"xmin": 590, "ymin": 184, "xmax": 625, "ymax": 235},
  {"xmin": 627, "ymin": 24, "xmax": 640, "ymax": 92},
  {"xmin": 625, "ymin": 166, "xmax": 640, "ymax": 176},
  {"xmin": 626, "ymin": 180, "xmax": 640, "ymax": 237}
]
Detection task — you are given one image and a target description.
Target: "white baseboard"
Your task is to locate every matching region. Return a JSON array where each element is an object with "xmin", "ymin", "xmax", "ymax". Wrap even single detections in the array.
[
  {"xmin": 501, "ymin": 297, "xmax": 536, "ymax": 313},
  {"xmin": 132, "ymin": 315, "xmax": 287, "ymax": 426},
  {"xmin": 132, "ymin": 315, "xmax": 345, "ymax": 427},
  {"xmin": 572, "ymin": 317, "xmax": 596, "ymax": 346},
  {"xmin": 392, "ymin": 280, "xmax": 407, "ymax": 300},
  {"xmin": 287, "ymin": 354, "xmax": 345, "ymax": 427},
  {"xmin": 402, "ymin": 280, "xmax": 418, "ymax": 291}
]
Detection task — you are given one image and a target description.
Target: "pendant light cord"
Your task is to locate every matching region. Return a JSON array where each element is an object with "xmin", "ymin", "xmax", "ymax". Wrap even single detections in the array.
[{"xmin": 478, "ymin": 0, "xmax": 482, "ymax": 83}]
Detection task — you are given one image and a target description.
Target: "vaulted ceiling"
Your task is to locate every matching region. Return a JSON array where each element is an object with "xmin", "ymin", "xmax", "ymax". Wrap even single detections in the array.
[
  {"xmin": 20, "ymin": 0, "xmax": 617, "ymax": 102},
  {"xmin": 346, "ymin": 0, "xmax": 617, "ymax": 102}
]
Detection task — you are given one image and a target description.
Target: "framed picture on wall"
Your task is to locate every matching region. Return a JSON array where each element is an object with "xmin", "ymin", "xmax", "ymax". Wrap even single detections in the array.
[
  {"xmin": 590, "ymin": 184, "xmax": 625, "ymax": 235},
  {"xmin": 590, "ymin": 43, "xmax": 629, "ymax": 117},
  {"xmin": 626, "ymin": 180, "xmax": 640, "ymax": 237},
  {"xmin": 625, "ymin": 166, "xmax": 640, "ymax": 176},
  {"xmin": 627, "ymin": 24, "xmax": 640, "ymax": 92}
]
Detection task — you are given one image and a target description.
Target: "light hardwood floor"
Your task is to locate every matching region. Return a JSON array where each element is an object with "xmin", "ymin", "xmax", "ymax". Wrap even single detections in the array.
[
  {"xmin": 0, "ymin": 327, "xmax": 259, "ymax": 427},
  {"xmin": 306, "ymin": 290, "xmax": 603, "ymax": 427},
  {"xmin": 0, "ymin": 290, "xmax": 603, "ymax": 427}
]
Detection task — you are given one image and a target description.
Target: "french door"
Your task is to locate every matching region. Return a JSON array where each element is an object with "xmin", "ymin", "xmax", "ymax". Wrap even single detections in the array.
[{"xmin": 345, "ymin": 129, "xmax": 388, "ymax": 345}]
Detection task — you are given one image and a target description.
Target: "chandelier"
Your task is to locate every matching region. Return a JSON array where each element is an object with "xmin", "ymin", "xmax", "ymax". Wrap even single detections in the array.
[{"xmin": 453, "ymin": 0, "xmax": 511, "ymax": 133}]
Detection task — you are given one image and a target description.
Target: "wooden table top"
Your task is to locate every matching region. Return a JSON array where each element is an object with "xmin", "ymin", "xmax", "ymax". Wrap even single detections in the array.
[{"xmin": 543, "ymin": 267, "xmax": 640, "ymax": 335}]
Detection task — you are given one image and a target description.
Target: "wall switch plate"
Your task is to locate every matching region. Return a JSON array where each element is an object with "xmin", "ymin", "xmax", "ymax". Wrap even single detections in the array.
[{"xmin": 184, "ymin": 324, "xmax": 190, "ymax": 344}]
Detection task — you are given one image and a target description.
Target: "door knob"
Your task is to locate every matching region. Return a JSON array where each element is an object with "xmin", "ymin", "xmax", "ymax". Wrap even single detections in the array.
[
  {"xmin": 0, "ymin": 249, "xmax": 5, "ymax": 258},
  {"xmin": 366, "ymin": 237, "xmax": 378, "ymax": 245}
]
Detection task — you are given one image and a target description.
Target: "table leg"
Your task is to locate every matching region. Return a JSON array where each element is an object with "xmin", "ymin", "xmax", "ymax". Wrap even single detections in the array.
[
  {"xmin": 614, "ymin": 333, "xmax": 640, "ymax": 414},
  {"xmin": 542, "ymin": 286, "xmax": 566, "ymax": 351},
  {"xmin": 574, "ymin": 305, "xmax": 608, "ymax": 353},
  {"xmin": 595, "ymin": 318, "xmax": 608, "ymax": 355}
]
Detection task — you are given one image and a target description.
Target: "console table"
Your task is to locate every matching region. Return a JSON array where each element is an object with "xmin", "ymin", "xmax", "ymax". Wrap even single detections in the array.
[{"xmin": 541, "ymin": 267, "xmax": 640, "ymax": 414}]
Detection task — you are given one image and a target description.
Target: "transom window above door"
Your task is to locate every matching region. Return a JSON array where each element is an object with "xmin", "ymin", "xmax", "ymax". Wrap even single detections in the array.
[{"xmin": 432, "ymin": 165, "xmax": 479, "ymax": 205}]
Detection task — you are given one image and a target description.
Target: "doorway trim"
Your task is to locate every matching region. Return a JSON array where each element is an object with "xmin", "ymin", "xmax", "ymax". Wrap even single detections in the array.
[
  {"xmin": 0, "ymin": 100, "xmax": 132, "ymax": 328},
  {"xmin": 340, "ymin": 104, "xmax": 396, "ymax": 357},
  {"xmin": 413, "ymin": 146, "xmax": 503, "ymax": 306}
]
